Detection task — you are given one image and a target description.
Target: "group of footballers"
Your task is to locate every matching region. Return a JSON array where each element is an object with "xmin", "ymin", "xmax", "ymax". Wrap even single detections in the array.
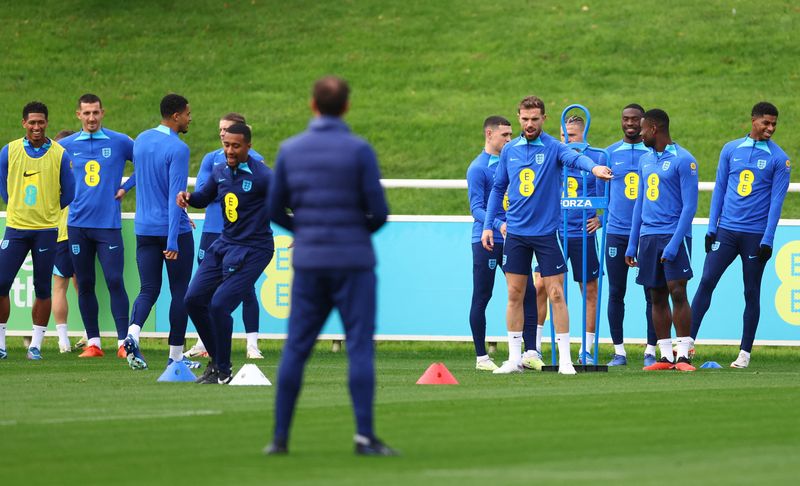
[
  {"xmin": 0, "ymin": 94, "xmax": 272, "ymax": 382},
  {"xmin": 468, "ymin": 96, "xmax": 790, "ymax": 374}
]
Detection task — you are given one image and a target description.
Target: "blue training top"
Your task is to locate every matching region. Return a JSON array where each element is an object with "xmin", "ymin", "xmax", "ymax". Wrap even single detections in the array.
[
  {"xmin": 708, "ymin": 135, "xmax": 791, "ymax": 247},
  {"xmin": 195, "ymin": 147, "xmax": 264, "ymax": 234},
  {"xmin": 188, "ymin": 157, "xmax": 274, "ymax": 250},
  {"xmin": 484, "ymin": 132, "xmax": 599, "ymax": 237},
  {"xmin": 603, "ymin": 140, "xmax": 652, "ymax": 236},
  {"xmin": 467, "ymin": 150, "xmax": 505, "ymax": 244},
  {"xmin": 58, "ymin": 128, "xmax": 134, "ymax": 229},
  {"xmin": 626, "ymin": 143, "xmax": 698, "ymax": 262},
  {"xmin": 132, "ymin": 125, "xmax": 193, "ymax": 251},
  {"xmin": 269, "ymin": 116, "xmax": 388, "ymax": 270}
]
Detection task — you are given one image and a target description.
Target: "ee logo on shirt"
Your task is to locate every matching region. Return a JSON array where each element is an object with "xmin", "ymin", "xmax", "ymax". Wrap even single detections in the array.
[
  {"xmin": 84, "ymin": 161, "xmax": 101, "ymax": 187},
  {"xmin": 519, "ymin": 168, "xmax": 535, "ymax": 197},
  {"xmin": 224, "ymin": 193, "xmax": 239, "ymax": 222},
  {"xmin": 624, "ymin": 172, "xmax": 639, "ymax": 200},
  {"xmin": 260, "ymin": 235, "xmax": 294, "ymax": 319},
  {"xmin": 775, "ymin": 242, "xmax": 800, "ymax": 326}
]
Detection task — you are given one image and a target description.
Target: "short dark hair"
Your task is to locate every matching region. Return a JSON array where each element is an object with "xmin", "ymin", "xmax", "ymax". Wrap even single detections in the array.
[
  {"xmin": 160, "ymin": 93, "xmax": 189, "ymax": 118},
  {"xmin": 623, "ymin": 103, "xmax": 645, "ymax": 114},
  {"xmin": 221, "ymin": 112, "xmax": 246, "ymax": 124},
  {"xmin": 313, "ymin": 76, "xmax": 350, "ymax": 116},
  {"xmin": 225, "ymin": 123, "xmax": 251, "ymax": 143},
  {"xmin": 643, "ymin": 109, "xmax": 669, "ymax": 130},
  {"xmin": 78, "ymin": 93, "xmax": 102, "ymax": 108},
  {"xmin": 518, "ymin": 96, "xmax": 546, "ymax": 114},
  {"xmin": 752, "ymin": 101, "xmax": 778, "ymax": 118},
  {"xmin": 23, "ymin": 101, "xmax": 48, "ymax": 120},
  {"xmin": 483, "ymin": 115, "xmax": 511, "ymax": 130},
  {"xmin": 566, "ymin": 115, "xmax": 585, "ymax": 129},
  {"xmin": 54, "ymin": 130, "xmax": 76, "ymax": 141}
]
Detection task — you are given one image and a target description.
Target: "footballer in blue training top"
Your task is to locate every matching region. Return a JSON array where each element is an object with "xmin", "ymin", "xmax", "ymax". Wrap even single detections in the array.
[
  {"xmin": 690, "ymin": 102, "xmax": 791, "ymax": 369},
  {"xmin": 184, "ymin": 113, "xmax": 265, "ymax": 360},
  {"xmin": 481, "ymin": 95, "xmax": 612, "ymax": 375},
  {"xmin": 58, "ymin": 94, "xmax": 135, "ymax": 357},
  {"xmin": 123, "ymin": 94, "xmax": 197, "ymax": 372},
  {"xmin": 603, "ymin": 104, "xmax": 657, "ymax": 367},
  {"xmin": 181, "ymin": 122, "xmax": 274, "ymax": 384},
  {"xmin": 625, "ymin": 109, "xmax": 698, "ymax": 372},
  {"xmin": 466, "ymin": 115, "xmax": 540, "ymax": 372}
]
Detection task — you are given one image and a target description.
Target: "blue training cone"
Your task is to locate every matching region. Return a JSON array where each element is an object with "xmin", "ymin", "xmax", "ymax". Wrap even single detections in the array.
[
  {"xmin": 157, "ymin": 360, "xmax": 197, "ymax": 382},
  {"xmin": 700, "ymin": 361, "xmax": 723, "ymax": 369}
]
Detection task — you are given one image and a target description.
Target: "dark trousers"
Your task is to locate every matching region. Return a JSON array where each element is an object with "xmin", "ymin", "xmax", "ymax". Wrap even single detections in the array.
[
  {"xmin": 605, "ymin": 234, "xmax": 656, "ymax": 346},
  {"xmin": 130, "ymin": 232, "xmax": 194, "ymax": 346},
  {"xmin": 273, "ymin": 268, "xmax": 377, "ymax": 443}
]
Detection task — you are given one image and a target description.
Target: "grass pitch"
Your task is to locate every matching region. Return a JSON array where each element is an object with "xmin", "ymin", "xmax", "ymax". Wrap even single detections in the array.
[{"xmin": 1, "ymin": 338, "xmax": 798, "ymax": 485}]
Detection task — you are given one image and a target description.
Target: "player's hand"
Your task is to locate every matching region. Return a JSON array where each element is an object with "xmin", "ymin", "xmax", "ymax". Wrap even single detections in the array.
[
  {"xmin": 500, "ymin": 222, "xmax": 507, "ymax": 239},
  {"xmin": 591, "ymin": 165, "xmax": 613, "ymax": 181},
  {"xmin": 176, "ymin": 191, "xmax": 191, "ymax": 208},
  {"xmin": 163, "ymin": 250, "xmax": 178, "ymax": 260},
  {"xmin": 481, "ymin": 229, "xmax": 494, "ymax": 251},
  {"xmin": 625, "ymin": 255, "xmax": 637, "ymax": 267},
  {"xmin": 586, "ymin": 216, "xmax": 601, "ymax": 233},
  {"xmin": 705, "ymin": 233, "xmax": 716, "ymax": 253},
  {"xmin": 115, "ymin": 188, "xmax": 127, "ymax": 200},
  {"xmin": 758, "ymin": 244, "xmax": 773, "ymax": 263}
]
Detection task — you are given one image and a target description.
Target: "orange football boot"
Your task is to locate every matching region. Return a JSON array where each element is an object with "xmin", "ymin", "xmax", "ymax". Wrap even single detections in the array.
[
  {"xmin": 643, "ymin": 357, "xmax": 675, "ymax": 371},
  {"xmin": 78, "ymin": 345, "xmax": 105, "ymax": 358},
  {"xmin": 117, "ymin": 345, "xmax": 127, "ymax": 358},
  {"xmin": 674, "ymin": 357, "xmax": 696, "ymax": 372}
]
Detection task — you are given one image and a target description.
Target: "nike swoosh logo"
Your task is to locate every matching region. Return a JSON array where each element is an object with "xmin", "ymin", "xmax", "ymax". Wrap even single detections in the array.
[
  {"xmin": 510, "ymin": 158, "xmax": 519, "ymax": 161},
  {"xmin": 556, "ymin": 264, "xmax": 564, "ymax": 269},
  {"xmin": 109, "ymin": 245, "xmax": 119, "ymax": 250},
  {"xmin": 24, "ymin": 171, "xmax": 40, "ymax": 177},
  {"xmin": 682, "ymin": 268, "xmax": 689, "ymax": 272},
  {"xmin": 614, "ymin": 161, "xmax": 625, "ymax": 165},
  {"xmin": 748, "ymin": 255, "xmax": 758, "ymax": 259},
  {"xmin": 218, "ymin": 178, "xmax": 226, "ymax": 182},
  {"xmin": 73, "ymin": 152, "xmax": 82, "ymax": 156},
  {"xmin": 592, "ymin": 270, "xmax": 599, "ymax": 275},
  {"xmin": 733, "ymin": 158, "xmax": 742, "ymax": 162},
  {"xmin": 38, "ymin": 248, "xmax": 49, "ymax": 252}
]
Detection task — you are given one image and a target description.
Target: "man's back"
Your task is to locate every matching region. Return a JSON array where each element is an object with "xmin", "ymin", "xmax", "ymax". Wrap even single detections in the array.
[
  {"xmin": 132, "ymin": 125, "xmax": 192, "ymax": 238},
  {"xmin": 270, "ymin": 116, "xmax": 388, "ymax": 270}
]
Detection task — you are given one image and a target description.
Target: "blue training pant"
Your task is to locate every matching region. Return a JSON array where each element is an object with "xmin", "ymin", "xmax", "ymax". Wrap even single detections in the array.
[
  {"xmin": 68, "ymin": 227, "xmax": 130, "ymax": 340},
  {"xmin": 274, "ymin": 268, "xmax": 376, "ymax": 443},
  {"xmin": 0, "ymin": 228, "xmax": 57, "ymax": 299},
  {"xmin": 691, "ymin": 228, "xmax": 766, "ymax": 352},
  {"xmin": 605, "ymin": 233, "xmax": 656, "ymax": 346},
  {"xmin": 470, "ymin": 242, "xmax": 537, "ymax": 356},
  {"xmin": 130, "ymin": 232, "xmax": 194, "ymax": 346},
  {"xmin": 185, "ymin": 240, "xmax": 272, "ymax": 375},
  {"xmin": 198, "ymin": 231, "xmax": 260, "ymax": 334}
]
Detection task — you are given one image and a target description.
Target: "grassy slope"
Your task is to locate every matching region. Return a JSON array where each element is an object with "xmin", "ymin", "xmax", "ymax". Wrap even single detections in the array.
[
  {"xmin": 0, "ymin": 0, "xmax": 798, "ymax": 215},
  {"xmin": 0, "ymin": 339, "xmax": 798, "ymax": 485}
]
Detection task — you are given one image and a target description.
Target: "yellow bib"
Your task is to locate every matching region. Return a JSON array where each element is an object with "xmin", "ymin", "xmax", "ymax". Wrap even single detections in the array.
[
  {"xmin": 57, "ymin": 207, "xmax": 69, "ymax": 242},
  {"xmin": 6, "ymin": 138, "xmax": 66, "ymax": 230}
]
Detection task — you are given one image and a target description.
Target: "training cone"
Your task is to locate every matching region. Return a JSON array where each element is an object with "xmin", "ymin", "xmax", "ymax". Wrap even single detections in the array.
[
  {"xmin": 700, "ymin": 361, "xmax": 723, "ymax": 369},
  {"xmin": 157, "ymin": 360, "xmax": 197, "ymax": 382},
  {"xmin": 229, "ymin": 364, "xmax": 272, "ymax": 386},
  {"xmin": 416, "ymin": 362, "xmax": 459, "ymax": 385}
]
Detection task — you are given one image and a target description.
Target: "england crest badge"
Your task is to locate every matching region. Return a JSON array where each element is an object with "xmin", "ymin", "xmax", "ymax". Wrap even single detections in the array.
[
  {"xmin": 711, "ymin": 242, "xmax": 720, "ymax": 252},
  {"xmin": 535, "ymin": 153, "xmax": 545, "ymax": 165},
  {"xmin": 102, "ymin": 147, "xmax": 112, "ymax": 158},
  {"xmin": 71, "ymin": 244, "xmax": 81, "ymax": 255},
  {"xmin": 608, "ymin": 247, "xmax": 617, "ymax": 258},
  {"xmin": 0, "ymin": 240, "xmax": 8, "ymax": 250},
  {"xmin": 488, "ymin": 259, "xmax": 497, "ymax": 270},
  {"xmin": 662, "ymin": 161, "xmax": 671, "ymax": 171},
  {"xmin": 757, "ymin": 159, "xmax": 767, "ymax": 170},
  {"xmin": 242, "ymin": 180, "xmax": 252, "ymax": 192}
]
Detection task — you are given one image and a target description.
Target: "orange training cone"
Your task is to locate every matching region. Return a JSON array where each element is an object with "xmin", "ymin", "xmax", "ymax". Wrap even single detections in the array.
[{"xmin": 416, "ymin": 362, "xmax": 459, "ymax": 385}]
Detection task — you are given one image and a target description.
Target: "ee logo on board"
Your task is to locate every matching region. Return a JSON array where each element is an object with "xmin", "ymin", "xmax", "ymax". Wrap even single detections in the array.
[
  {"xmin": 774, "ymin": 241, "xmax": 800, "ymax": 326},
  {"xmin": 260, "ymin": 235, "xmax": 294, "ymax": 319}
]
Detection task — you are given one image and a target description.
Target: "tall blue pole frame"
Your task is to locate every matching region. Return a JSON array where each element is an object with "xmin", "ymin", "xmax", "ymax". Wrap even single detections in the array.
[{"xmin": 545, "ymin": 104, "xmax": 610, "ymax": 372}]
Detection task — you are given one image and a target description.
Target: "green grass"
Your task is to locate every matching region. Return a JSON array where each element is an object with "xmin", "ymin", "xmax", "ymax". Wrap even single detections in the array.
[
  {"xmin": 0, "ymin": 0, "xmax": 799, "ymax": 215},
  {"xmin": 1, "ymin": 338, "xmax": 798, "ymax": 485}
]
